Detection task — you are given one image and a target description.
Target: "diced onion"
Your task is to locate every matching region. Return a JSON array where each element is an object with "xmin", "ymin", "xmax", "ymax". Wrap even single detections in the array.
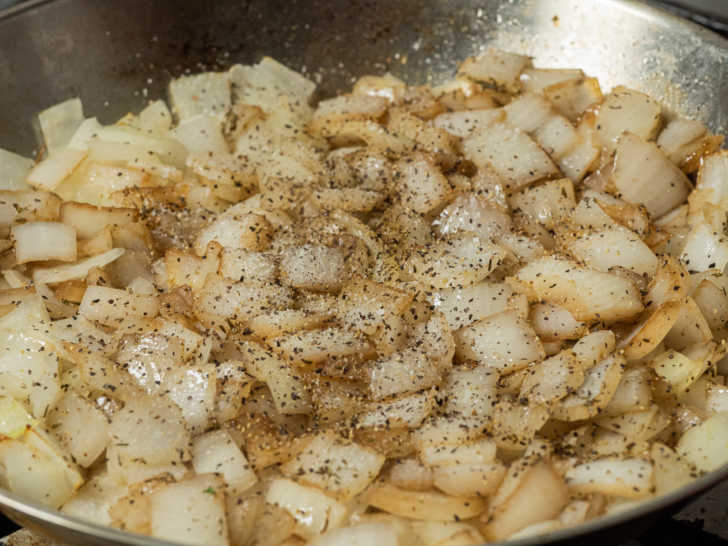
[{"xmin": 12, "ymin": 221, "xmax": 77, "ymax": 264}]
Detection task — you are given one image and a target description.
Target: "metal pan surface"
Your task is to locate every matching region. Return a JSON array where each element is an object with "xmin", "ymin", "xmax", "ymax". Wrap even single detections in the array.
[{"xmin": 0, "ymin": 1, "xmax": 726, "ymax": 544}]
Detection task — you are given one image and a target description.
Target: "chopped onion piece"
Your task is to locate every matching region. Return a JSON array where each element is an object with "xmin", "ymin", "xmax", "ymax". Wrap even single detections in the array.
[
  {"xmin": 169, "ymin": 71, "xmax": 231, "ymax": 122},
  {"xmin": 0, "ymin": 428, "xmax": 82, "ymax": 508},
  {"xmin": 358, "ymin": 391, "xmax": 434, "ymax": 429},
  {"xmin": 309, "ymin": 522, "xmax": 404, "ymax": 546},
  {"xmin": 231, "ymin": 57, "xmax": 316, "ymax": 108},
  {"xmin": 509, "ymin": 178, "xmax": 575, "ymax": 231},
  {"xmin": 191, "ymin": 430, "xmax": 257, "ymax": 495},
  {"xmin": 519, "ymin": 350, "xmax": 583, "ymax": 405},
  {"xmin": 60, "ymin": 201, "xmax": 137, "ymax": 239},
  {"xmin": 610, "ymin": 133, "xmax": 690, "ymax": 217},
  {"xmin": 604, "ymin": 367, "xmax": 652, "ymax": 416},
  {"xmin": 108, "ymin": 394, "xmax": 189, "ymax": 475},
  {"xmin": 149, "ymin": 474, "xmax": 229, "ymax": 546},
  {"xmin": 679, "ymin": 221, "xmax": 728, "ymax": 273},
  {"xmin": 593, "ymin": 87, "xmax": 661, "ymax": 151},
  {"xmin": 483, "ymin": 458, "xmax": 568, "ymax": 541},
  {"xmin": 163, "ymin": 365, "xmax": 216, "ymax": 433},
  {"xmin": 543, "ymin": 77, "xmax": 602, "ymax": 121},
  {"xmin": 0, "ymin": 396, "xmax": 36, "ymax": 440},
  {"xmin": 433, "ymin": 109, "xmax": 504, "ymax": 137},
  {"xmin": 266, "ymin": 478, "xmax": 348, "ymax": 539},
  {"xmin": 79, "ymin": 284, "xmax": 158, "ymax": 327},
  {"xmin": 432, "ymin": 462, "xmax": 506, "ymax": 498},
  {"xmin": 67, "ymin": 118, "xmax": 103, "ymax": 151},
  {"xmin": 431, "ymin": 282, "xmax": 521, "ymax": 331},
  {"xmin": 462, "ymin": 122, "xmax": 558, "ymax": 192},
  {"xmin": 695, "ymin": 150, "xmax": 728, "ymax": 206},
  {"xmin": 33, "ymin": 247, "xmax": 124, "ymax": 284},
  {"xmin": 280, "ymin": 244, "xmax": 347, "ymax": 291},
  {"xmin": 658, "ymin": 118, "xmax": 706, "ymax": 163},
  {"xmin": 454, "ymin": 309, "xmax": 544, "ymax": 373},
  {"xmin": 37, "ymin": 98, "xmax": 84, "ymax": 154},
  {"xmin": 651, "ymin": 349, "xmax": 708, "ymax": 395},
  {"xmin": 0, "ymin": 297, "xmax": 59, "ymax": 418},
  {"xmin": 0, "ymin": 148, "xmax": 33, "ymax": 191},
  {"xmin": 620, "ymin": 302, "xmax": 682, "ymax": 360},
  {"xmin": 511, "ymin": 255, "xmax": 643, "ymax": 323},
  {"xmin": 281, "ymin": 433, "xmax": 384, "ymax": 499},
  {"xmin": 12, "ymin": 221, "xmax": 77, "ymax": 264},
  {"xmin": 405, "ymin": 233, "xmax": 505, "ymax": 289},
  {"xmin": 238, "ymin": 341, "xmax": 312, "ymax": 415},
  {"xmin": 61, "ymin": 472, "xmax": 127, "ymax": 526},
  {"xmin": 46, "ymin": 392, "xmax": 108, "ymax": 467},
  {"xmin": 441, "ymin": 365, "xmax": 498, "ymax": 418},
  {"xmin": 520, "ymin": 67, "xmax": 583, "ymax": 93},
  {"xmin": 566, "ymin": 226, "xmax": 658, "ymax": 277},
  {"xmin": 565, "ymin": 458, "xmax": 653, "ymax": 498},
  {"xmin": 651, "ymin": 442, "xmax": 695, "ymax": 495},
  {"xmin": 676, "ymin": 414, "xmax": 728, "ymax": 472},
  {"xmin": 27, "ymin": 148, "xmax": 86, "ymax": 191},
  {"xmin": 364, "ymin": 482, "xmax": 487, "ymax": 522},
  {"xmin": 552, "ymin": 354, "xmax": 625, "ymax": 421},
  {"xmin": 529, "ymin": 303, "xmax": 586, "ymax": 342},
  {"xmin": 172, "ymin": 115, "xmax": 228, "ymax": 154},
  {"xmin": 395, "ymin": 154, "xmax": 451, "ymax": 214},
  {"xmin": 458, "ymin": 48, "xmax": 530, "ymax": 92}
]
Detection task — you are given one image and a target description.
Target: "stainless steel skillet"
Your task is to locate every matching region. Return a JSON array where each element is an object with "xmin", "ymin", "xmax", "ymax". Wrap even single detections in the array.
[{"xmin": 0, "ymin": 1, "xmax": 726, "ymax": 544}]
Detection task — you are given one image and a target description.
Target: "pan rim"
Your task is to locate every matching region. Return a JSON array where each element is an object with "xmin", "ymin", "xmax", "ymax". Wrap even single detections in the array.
[{"xmin": 0, "ymin": 0, "xmax": 54, "ymax": 19}]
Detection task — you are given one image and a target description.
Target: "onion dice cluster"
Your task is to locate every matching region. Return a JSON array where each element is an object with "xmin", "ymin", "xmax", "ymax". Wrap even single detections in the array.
[{"xmin": 0, "ymin": 49, "xmax": 726, "ymax": 545}]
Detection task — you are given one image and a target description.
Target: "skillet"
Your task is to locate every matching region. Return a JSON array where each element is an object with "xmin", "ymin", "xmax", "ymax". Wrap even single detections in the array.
[{"xmin": 0, "ymin": 1, "xmax": 726, "ymax": 544}]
